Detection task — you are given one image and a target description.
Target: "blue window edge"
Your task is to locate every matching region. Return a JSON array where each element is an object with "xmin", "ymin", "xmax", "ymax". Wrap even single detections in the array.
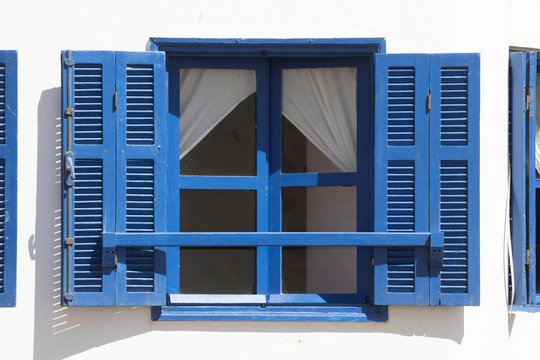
[
  {"xmin": 147, "ymin": 37, "xmax": 386, "ymax": 56},
  {"xmin": 146, "ymin": 37, "xmax": 388, "ymax": 322},
  {"xmin": 0, "ymin": 50, "xmax": 17, "ymax": 307},
  {"xmin": 152, "ymin": 305, "xmax": 388, "ymax": 322}
]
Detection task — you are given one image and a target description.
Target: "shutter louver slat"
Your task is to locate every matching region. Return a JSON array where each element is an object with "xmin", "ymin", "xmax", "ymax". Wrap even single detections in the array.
[
  {"xmin": 73, "ymin": 159, "xmax": 103, "ymax": 292},
  {"xmin": 74, "ymin": 64, "xmax": 103, "ymax": 145},
  {"xmin": 126, "ymin": 65, "xmax": 155, "ymax": 145},
  {"xmin": 440, "ymin": 160, "xmax": 468, "ymax": 293},
  {"xmin": 388, "ymin": 67, "xmax": 415, "ymax": 146},
  {"xmin": 0, "ymin": 160, "xmax": 5, "ymax": 294},
  {"xmin": 0, "ymin": 51, "xmax": 16, "ymax": 307},
  {"xmin": 126, "ymin": 159, "xmax": 155, "ymax": 293},
  {"xmin": 387, "ymin": 160, "xmax": 415, "ymax": 293},
  {"xmin": 0, "ymin": 64, "xmax": 6, "ymax": 145}
]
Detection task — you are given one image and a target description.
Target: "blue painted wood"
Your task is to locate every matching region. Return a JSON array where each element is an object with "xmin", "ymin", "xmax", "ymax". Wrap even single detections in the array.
[
  {"xmin": 115, "ymin": 51, "xmax": 167, "ymax": 306},
  {"xmin": 374, "ymin": 54, "xmax": 430, "ymax": 305},
  {"xmin": 527, "ymin": 52, "xmax": 536, "ymax": 303},
  {"xmin": 62, "ymin": 51, "xmax": 116, "ymax": 306},
  {"xmin": 151, "ymin": 304, "xmax": 388, "ymax": 322},
  {"xmin": 280, "ymin": 172, "xmax": 357, "ymax": 187},
  {"xmin": 0, "ymin": 51, "xmax": 17, "ymax": 307},
  {"xmin": 106, "ymin": 231, "xmax": 431, "ymax": 247},
  {"xmin": 430, "ymin": 54, "xmax": 480, "ymax": 306},
  {"xmin": 149, "ymin": 38, "xmax": 386, "ymax": 57},
  {"xmin": 510, "ymin": 52, "xmax": 528, "ymax": 306},
  {"xmin": 166, "ymin": 58, "xmax": 181, "ymax": 295}
]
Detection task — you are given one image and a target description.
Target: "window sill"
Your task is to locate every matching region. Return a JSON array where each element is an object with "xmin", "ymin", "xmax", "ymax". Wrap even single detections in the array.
[{"xmin": 151, "ymin": 304, "xmax": 388, "ymax": 322}]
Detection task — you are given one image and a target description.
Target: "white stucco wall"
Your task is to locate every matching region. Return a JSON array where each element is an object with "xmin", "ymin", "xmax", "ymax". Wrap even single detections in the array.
[{"xmin": 0, "ymin": 0, "xmax": 531, "ymax": 358}]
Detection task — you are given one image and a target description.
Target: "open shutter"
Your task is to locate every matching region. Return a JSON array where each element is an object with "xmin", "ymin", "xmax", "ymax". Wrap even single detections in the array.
[
  {"xmin": 115, "ymin": 52, "xmax": 167, "ymax": 305},
  {"xmin": 374, "ymin": 54, "xmax": 430, "ymax": 305},
  {"xmin": 509, "ymin": 52, "xmax": 534, "ymax": 305},
  {"xmin": 0, "ymin": 51, "xmax": 17, "ymax": 307},
  {"xmin": 62, "ymin": 51, "xmax": 116, "ymax": 305},
  {"xmin": 429, "ymin": 54, "xmax": 480, "ymax": 305}
]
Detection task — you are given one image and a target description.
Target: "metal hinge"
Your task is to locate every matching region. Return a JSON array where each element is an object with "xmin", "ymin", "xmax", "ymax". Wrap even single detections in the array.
[
  {"xmin": 113, "ymin": 88, "xmax": 118, "ymax": 111},
  {"xmin": 427, "ymin": 91, "xmax": 431, "ymax": 111},
  {"xmin": 527, "ymin": 248, "xmax": 531, "ymax": 265},
  {"xmin": 526, "ymin": 93, "xmax": 531, "ymax": 111}
]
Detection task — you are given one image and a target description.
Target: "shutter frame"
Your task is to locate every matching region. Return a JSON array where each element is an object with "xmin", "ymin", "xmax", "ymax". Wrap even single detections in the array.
[
  {"xmin": 115, "ymin": 51, "xmax": 167, "ymax": 306},
  {"xmin": 373, "ymin": 54, "xmax": 430, "ymax": 305},
  {"xmin": 62, "ymin": 51, "xmax": 116, "ymax": 305},
  {"xmin": 429, "ymin": 53, "xmax": 480, "ymax": 306},
  {"xmin": 509, "ymin": 51, "xmax": 533, "ymax": 305},
  {"xmin": 0, "ymin": 51, "xmax": 17, "ymax": 307}
]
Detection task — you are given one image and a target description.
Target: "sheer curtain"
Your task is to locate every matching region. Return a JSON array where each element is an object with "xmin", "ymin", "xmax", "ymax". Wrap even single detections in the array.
[
  {"xmin": 179, "ymin": 68, "xmax": 256, "ymax": 160},
  {"xmin": 179, "ymin": 67, "xmax": 357, "ymax": 172},
  {"xmin": 282, "ymin": 67, "xmax": 357, "ymax": 172}
]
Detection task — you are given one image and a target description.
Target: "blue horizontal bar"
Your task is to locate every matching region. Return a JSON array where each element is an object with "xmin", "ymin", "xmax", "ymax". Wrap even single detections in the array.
[
  {"xmin": 535, "ymin": 179, "xmax": 540, "ymax": 189},
  {"xmin": 105, "ymin": 232, "xmax": 431, "ymax": 247},
  {"xmin": 280, "ymin": 172, "xmax": 357, "ymax": 187},
  {"xmin": 179, "ymin": 176, "xmax": 259, "ymax": 189},
  {"xmin": 152, "ymin": 304, "xmax": 389, "ymax": 322}
]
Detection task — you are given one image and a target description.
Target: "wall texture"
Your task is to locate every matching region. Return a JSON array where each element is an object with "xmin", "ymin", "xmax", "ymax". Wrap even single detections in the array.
[{"xmin": 0, "ymin": 0, "xmax": 527, "ymax": 358}]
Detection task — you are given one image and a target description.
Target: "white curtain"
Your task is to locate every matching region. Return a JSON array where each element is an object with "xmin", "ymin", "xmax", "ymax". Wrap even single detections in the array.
[
  {"xmin": 179, "ymin": 67, "xmax": 357, "ymax": 172},
  {"xmin": 179, "ymin": 68, "xmax": 256, "ymax": 160},
  {"xmin": 282, "ymin": 67, "xmax": 357, "ymax": 172}
]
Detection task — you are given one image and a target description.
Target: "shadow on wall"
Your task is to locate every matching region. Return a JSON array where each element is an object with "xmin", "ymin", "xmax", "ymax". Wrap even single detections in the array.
[{"xmin": 32, "ymin": 88, "xmax": 464, "ymax": 359}]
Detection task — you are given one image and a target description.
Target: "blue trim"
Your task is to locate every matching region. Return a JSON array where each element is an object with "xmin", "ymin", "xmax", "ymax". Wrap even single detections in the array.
[
  {"xmin": 510, "ymin": 52, "xmax": 528, "ymax": 305},
  {"xmin": 527, "ymin": 52, "xmax": 536, "ymax": 303},
  {"xmin": 152, "ymin": 304, "xmax": 388, "ymax": 322},
  {"xmin": 149, "ymin": 38, "xmax": 386, "ymax": 57},
  {"xmin": 107, "ymin": 231, "xmax": 432, "ymax": 247},
  {"xmin": 0, "ymin": 51, "xmax": 17, "ymax": 307}
]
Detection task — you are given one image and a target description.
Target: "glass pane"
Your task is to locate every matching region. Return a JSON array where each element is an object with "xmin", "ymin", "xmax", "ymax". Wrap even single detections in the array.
[
  {"xmin": 180, "ymin": 190, "xmax": 256, "ymax": 294},
  {"xmin": 180, "ymin": 69, "xmax": 256, "ymax": 175},
  {"xmin": 282, "ymin": 67, "xmax": 357, "ymax": 173},
  {"xmin": 282, "ymin": 186, "xmax": 357, "ymax": 294}
]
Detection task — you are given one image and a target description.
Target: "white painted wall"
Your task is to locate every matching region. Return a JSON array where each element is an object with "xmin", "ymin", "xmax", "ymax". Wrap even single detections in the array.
[{"xmin": 0, "ymin": 0, "xmax": 530, "ymax": 358}]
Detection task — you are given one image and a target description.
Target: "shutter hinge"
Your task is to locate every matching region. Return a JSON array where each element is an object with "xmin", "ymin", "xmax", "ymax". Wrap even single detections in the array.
[
  {"xmin": 113, "ymin": 88, "xmax": 118, "ymax": 111},
  {"xmin": 527, "ymin": 248, "xmax": 531, "ymax": 265},
  {"xmin": 427, "ymin": 91, "xmax": 431, "ymax": 111},
  {"xmin": 526, "ymin": 93, "xmax": 531, "ymax": 111}
]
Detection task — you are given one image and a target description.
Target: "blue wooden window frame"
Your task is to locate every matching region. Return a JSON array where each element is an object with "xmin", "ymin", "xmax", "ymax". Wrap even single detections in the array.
[
  {"xmin": 0, "ymin": 51, "xmax": 17, "ymax": 307},
  {"xmin": 150, "ymin": 38, "xmax": 389, "ymax": 321}
]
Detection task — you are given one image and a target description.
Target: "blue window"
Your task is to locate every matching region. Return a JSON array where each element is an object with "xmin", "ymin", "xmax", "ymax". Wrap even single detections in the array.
[
  {"xmin": 509, "ymin": 51, "xmax": 540, "ymax": 307},
  {"xmin": 0, "ymin": 51, "xmax": 17, "ymax": 307},
  {"xmin": 61, "ymin": 39, "xmax": 479, "ymax": 321}
]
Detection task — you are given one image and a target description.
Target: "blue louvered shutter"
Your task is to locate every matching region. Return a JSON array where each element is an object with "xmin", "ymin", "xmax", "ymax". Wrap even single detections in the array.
[
  {"xmin": 0, "ymin": 51, "xmax": 17, "ymax": 307},
  {"xmin": 429, "ymin": 54, "xmax": 480, "ymax": 305},
  {"xmin": 374, "ymin": 54, "xmax": 430, "ymax": 305},
  {"xmin": 115, "ymin": 52, "xmax": 167, "ymax": 305},
  {"xmin": 62, "ymin": 51, "xmax": 116, "ymax": 305},
  {"xmin": 509, "ymin": 52, "xmax": 534, "ymax": 305}
]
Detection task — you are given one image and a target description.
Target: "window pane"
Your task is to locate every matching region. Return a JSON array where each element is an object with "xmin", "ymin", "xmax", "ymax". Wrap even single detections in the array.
[
  {"xmin": 282, "ymin": 186, "xmax": 357, "ymax": 294},
  {"xmin": 180, "ymin": 69, "xmax": 256, "ymax": 175},
  {"xmin": 282, "ymin": 67, "xmax": 357, "ymax": 173},
  {"xmin": 180, "ymin": 190, "xmax": 256, "ymax": 294}
]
